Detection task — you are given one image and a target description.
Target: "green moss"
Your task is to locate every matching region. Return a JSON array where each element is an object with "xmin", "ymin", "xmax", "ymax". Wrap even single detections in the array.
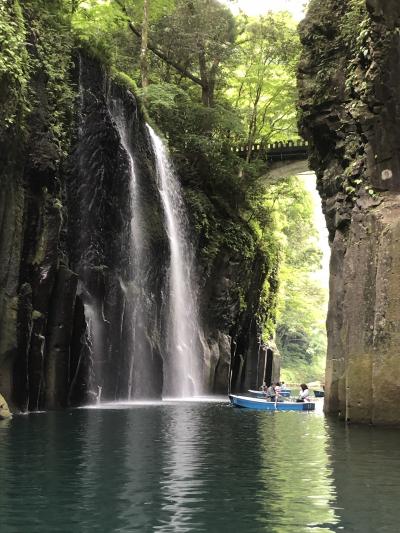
[
  {"xmin": 73, "ymin": 34, "xmax": 113, "ymax": 69},
  {"xmin": 111, "ymin": 69, "xmax": 152, "ymax": 124},
  {"xmin": 111, "ymin": 69, "xmax": 138, "ymax": 95},
  {"xmin": 25, "ymin": 2, "xmax": 75, "ymax": 158}
]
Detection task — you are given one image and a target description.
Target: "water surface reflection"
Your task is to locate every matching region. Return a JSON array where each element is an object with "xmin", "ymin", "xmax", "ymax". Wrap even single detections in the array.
[
  {"xmin": 0, "ymin": 401, "xmax": 399, "ymax": 532},
  {"xmin": 326, "ymin": 420, "xmax": 400, "ymax": 532}
]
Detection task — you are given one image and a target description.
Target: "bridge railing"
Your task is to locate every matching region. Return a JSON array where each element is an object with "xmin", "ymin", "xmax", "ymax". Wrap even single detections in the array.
[{"xmin": 231, "ymin": 140, "xmax": 309, "ymax": 162}]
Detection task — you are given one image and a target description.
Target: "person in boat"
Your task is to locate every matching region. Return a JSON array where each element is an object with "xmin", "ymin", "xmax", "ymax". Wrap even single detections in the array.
[
  {"xmin": 281, "ymin": 381, "xmax": 287, "ymax": 390},
  {"xmin": 265, "ymin": 383, "xmax": 276, "ymax": 401},
  {"xmin": 259, "ymin": 381, "xmax": 267, "ymax": 392},
  {"xmin": 296, "ymin": 383, "xmax": 310, "ymax": 402},
  {"xmin": 275, "ymin": 382, "xmax": 286, "ymax": 402}
]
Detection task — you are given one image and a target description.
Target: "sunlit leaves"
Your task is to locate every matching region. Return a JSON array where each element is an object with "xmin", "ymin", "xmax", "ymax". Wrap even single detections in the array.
[{"xmin": 225, "ymin": 11, "xmax": 301, "ymax": 147}]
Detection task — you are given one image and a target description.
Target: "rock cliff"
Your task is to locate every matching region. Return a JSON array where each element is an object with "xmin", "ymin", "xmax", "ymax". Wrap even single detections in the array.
[
  {"xmin": 0, "ymin": 1, "xmax": 277, "ymax": 410},
  {"xmin": 298, "ymin": 0, "xmax": 400, "ymax": 424}
]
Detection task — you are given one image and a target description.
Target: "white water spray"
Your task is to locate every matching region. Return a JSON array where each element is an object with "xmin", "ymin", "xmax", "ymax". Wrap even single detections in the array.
[{"xmin": 147, "ymin": 125, "xmax": 202, "ymax": 397}]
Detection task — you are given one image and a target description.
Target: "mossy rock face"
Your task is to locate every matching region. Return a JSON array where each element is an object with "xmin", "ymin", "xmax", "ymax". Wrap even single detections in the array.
[{"xmin": 0, "ymin": 394, "xmax": 12, "ymax": 420}]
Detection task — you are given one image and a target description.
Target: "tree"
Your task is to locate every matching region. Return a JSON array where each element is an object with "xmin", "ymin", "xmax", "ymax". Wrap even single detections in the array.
[
  {"xmin": 265, "ymin": 176, "xmax": 328, "ymax": 380},
  {"xmin": 140, "ymin": 0, "xmax": 149, "ymax": 87},
  {"xmin": 116, "ymin": 0, "xmax": 236, "ymax": 105},
  {"xmin": 226, "ymin": 12, "xmax": 300, "ymax": 159}
]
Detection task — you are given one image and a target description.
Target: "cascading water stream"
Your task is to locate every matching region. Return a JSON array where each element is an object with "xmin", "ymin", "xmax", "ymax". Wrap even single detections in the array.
[
  {"xmin": 110, "ymin": 100, "xmax": 150, "ymax": 399},
  {"xmin": 147, "ymin": 125, "xmax": 202, "ymax": 397}
]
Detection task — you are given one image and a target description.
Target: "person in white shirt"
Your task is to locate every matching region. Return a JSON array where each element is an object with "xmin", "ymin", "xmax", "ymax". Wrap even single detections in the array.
[{"xmin": 297, "ymin": 383, "xmax": 310, "ymax": 402}]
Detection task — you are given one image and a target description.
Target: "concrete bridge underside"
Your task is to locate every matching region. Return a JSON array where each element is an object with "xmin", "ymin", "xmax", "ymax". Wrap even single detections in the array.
[{"xmin": 263, "ymin": 159, "xmax": 310, "ymax": 180}]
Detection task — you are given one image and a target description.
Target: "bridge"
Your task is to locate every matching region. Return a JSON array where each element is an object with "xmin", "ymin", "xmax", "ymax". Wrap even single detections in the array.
[{"xmin": 232, "ymin": 140, "xmax": 310, "ymax": 179}]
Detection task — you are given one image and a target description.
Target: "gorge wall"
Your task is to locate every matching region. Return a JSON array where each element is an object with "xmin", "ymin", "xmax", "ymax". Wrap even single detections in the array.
[
  {"xmin": 298, "ymin": 0, "xmax": 400, "ymax": 424},
  {"xmin": 0, "ymin": 1, "xmax": 277, "ymax": 411}
]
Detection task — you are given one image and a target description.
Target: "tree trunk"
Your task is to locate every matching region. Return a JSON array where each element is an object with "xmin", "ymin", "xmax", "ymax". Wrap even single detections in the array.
[
  {"xmin": 140, "ymin": 0, "xmax": 149, "ymax": 88},
  {"xmin": 199, "ymin": 50, "xmax": 218, "ymax": 107}
]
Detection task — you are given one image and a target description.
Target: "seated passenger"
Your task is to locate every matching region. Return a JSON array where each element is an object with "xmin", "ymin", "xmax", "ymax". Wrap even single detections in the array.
[
  {"xmin": 296, "ymin": 383, "xmax": 310, "ymax": 402},
  {"xmin": 259, "ymin": 381, "xmax": 267, "ymax": 392},
  {"xmin": 274, "ymin": 382, "xmax": 285, "ymax": 401},
  {"xmin": 265, "ymin": 384, "xmax": 276, "ymax": 401}
]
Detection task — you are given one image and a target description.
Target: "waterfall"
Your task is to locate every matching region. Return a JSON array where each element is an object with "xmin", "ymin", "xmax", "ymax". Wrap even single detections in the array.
[
  {"xmin": 109, "ymin": 99, "xmax": 151, "ymax": 399},
  {"xmin": 147, "ymin": 125, "xmax": 202, "ymax": 397},
  {"xmin": 80, "ymin": 300, "xmax": 103, "ymax": 399}
]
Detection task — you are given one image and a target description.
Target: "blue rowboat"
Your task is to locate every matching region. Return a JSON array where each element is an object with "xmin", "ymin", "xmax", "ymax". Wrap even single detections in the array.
[
  {"xmin": 229, "ymin": 394, "xmax": 315, "ymax": 411},
  {"xmin": 314, "ymin": 390, "xmax": 325, "ymax": 398}
]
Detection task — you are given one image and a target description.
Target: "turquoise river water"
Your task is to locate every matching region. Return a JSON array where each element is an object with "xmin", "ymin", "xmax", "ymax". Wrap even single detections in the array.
[{"xmin": 0, "ymin": 398, "xmax": 399, "ymax": 532}]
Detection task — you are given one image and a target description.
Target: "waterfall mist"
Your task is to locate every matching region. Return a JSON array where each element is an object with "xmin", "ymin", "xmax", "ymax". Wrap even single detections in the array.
[{"xmin": 147, "ymin": 125, "xmax": 203, "ymax": 397}]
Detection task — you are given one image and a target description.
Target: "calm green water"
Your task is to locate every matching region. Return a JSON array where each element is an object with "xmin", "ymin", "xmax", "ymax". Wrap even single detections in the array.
[{"xmin": 1, "ymin": 399, "xmax": 400, "ymax": 532}]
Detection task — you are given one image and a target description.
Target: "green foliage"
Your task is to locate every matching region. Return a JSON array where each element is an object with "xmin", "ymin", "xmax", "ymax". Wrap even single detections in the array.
[
  {"xmin": 72, "ymin": 1, "xmax": 130, "ymax": 67},
  {"xmin": 112, "ymin": 69, "xmax": 138, "ymax": 94},
  {"xmin": 225, "ymin": 12, "xmax": 301, "ymax": 150},
  {"xmin": 123, "ymin": 0, "xmax": 176, "ymax": 25},
  {"xmin": 270, "ymin": 177, "xmax": 328, "ymax": 380},
  {"xmin": 0, "ymin": 0, "xmax": 75, "ymax": 156},
  {"xmin": 184, "ymin": 186, "xmax": 256, "ymax": 275},
  {"xmin": 340, "ymin": 0, "xmax": 369, "ymax": 52},
  {"xmin": 281, "ymin": 353, "xmax": 326, "ymax": 384},
  {"xmin": 150, "ymin": 0, "xmax": 236, "ymax": 73},
  {"xmin": 0, "ymin": 0, "xmax": 30, "ymax": 131},
  {"xmin": 138, "ymin": 82, "xmax": 188, "ymax": 112},
  {"xmin": 24, "ymin": 1, "xmax": 75, "ymax": 157}
]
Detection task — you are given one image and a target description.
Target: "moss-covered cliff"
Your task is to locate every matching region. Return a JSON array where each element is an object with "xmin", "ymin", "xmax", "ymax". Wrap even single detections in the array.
[
  {"xmin": 0, "ymin": 0, "xmax": 279, "ymax": 410},
  {"xmin": 298, "ymin": 0, "xmax": 400, "ymax": 424}
]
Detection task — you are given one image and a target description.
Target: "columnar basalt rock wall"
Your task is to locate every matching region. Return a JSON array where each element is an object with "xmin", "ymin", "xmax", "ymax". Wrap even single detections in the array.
[{"xmin": 298, "ymin": 0, "xmax": 400, "ymax": 424}]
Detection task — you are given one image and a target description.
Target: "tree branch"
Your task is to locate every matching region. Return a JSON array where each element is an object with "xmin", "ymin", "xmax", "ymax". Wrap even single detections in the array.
[{"xmin": 114, "ymin": 0, "xmax": 206, "ymax": 88}]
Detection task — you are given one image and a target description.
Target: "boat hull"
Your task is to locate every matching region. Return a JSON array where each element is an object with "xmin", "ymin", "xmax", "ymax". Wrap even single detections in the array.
[
  {"xmin": 314, "ymin": 390, "xmax": 325, "ymax": 398},
  {"xmin": 229, "ymin": 394, "xmax": 315, "ymax": 411}
]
